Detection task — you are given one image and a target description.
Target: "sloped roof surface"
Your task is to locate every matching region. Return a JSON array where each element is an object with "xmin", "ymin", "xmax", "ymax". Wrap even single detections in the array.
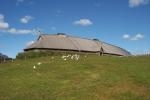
[{"xmin": 24, "ymin": 34, "xmax": 131, "ymax": 56}]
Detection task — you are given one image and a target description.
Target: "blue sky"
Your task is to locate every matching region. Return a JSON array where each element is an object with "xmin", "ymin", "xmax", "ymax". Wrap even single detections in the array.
[{"xmin": 0, "ymin": 0, "xmax": 150, "ymax": 58}]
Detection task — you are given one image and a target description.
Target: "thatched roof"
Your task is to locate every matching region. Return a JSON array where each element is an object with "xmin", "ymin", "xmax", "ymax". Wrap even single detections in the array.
[{"xmin": 24, "ymin": 33, "xmax": 131, "ymax": 56}]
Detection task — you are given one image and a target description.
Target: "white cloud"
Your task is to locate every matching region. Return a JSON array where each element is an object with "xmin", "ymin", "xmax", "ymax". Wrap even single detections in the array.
[
  {"xmin": 6, "ymin": 28, "xmax": 33, "ymax": 34},
  {"xmin": 16, "ymin": 0, "xmax": 35, "ymax": 6},
  {"xmin": 123, "ymin": 33, "xmax": 144, "ymax": 41},
  {"xmin": 73, "ymin": 19, "xmax": 93, "ymax": 26},
  {"xmin": 0, "ymin": 22, "xmax": 9, "ymax": 29},
  {"xmin": 17, "ymin": 29, "xmax": 33, "ymax": 34},
  {"xmin": 20, "ymin": 16, "xmax": 34, "ymax": 24},
  {"xmin": 26, "ymin": 41, "xmax": 35, "ymax": 46},
  {"xmin": 0, "ymin": 14, "xmax": 36, "ymax": 35},
  {"xmin": 7, "ymin": 28, "xmax": 17, "ymax": 33},
  {"xmin": 0, "ymin": 28, "xmax": 40, "ymax": 35},
  {"xmin": 130, "ymin": 33, "xmax": 144, "ymax": 40},
  {"xmin": 0, "ymin": 14, "xmax": 9, "ymax": 29},
  {"xmin": 129, "ymin": 0, "xmax": 149, "ymax": 7},
  {"xmin": 123, "ymin": 34, "xmax": 130, "ymax": 39}
]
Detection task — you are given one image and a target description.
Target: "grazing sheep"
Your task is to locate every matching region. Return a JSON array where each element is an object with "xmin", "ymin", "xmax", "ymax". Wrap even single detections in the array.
[
  {"xmin": 61, "ymin": 55, "xmax": 66, "ymax": 59},
  {"xmin": 33, "ymin": 65, "xmax": 36, "ymax": 69},
  {"xmin": 61, "ymin": 54, "xmax": 80, "ymax": 61},
  {"xmin": 37, "ymin": 62, "xmax": 41, "ymax": 65}
]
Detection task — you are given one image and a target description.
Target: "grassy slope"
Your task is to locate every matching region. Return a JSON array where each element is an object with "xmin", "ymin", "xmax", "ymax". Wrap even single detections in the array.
[{"xmin": 0, "ymin": 55, "xmax": 150, "ymax": 100}]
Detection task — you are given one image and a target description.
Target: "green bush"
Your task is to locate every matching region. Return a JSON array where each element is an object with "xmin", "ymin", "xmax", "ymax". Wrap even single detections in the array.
[
  {"xmin": 16, "ymin": 51, "xmax": 88, "ymax": 60},
  {"xmin": 16, "ymin": 51, "xmax": 56, "ymax": 60}
]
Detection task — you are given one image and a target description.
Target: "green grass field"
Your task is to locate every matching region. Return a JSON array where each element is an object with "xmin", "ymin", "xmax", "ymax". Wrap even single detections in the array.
[{"xmin": 0, "ymin": 55, "xmax": 150, "ymax": 100}]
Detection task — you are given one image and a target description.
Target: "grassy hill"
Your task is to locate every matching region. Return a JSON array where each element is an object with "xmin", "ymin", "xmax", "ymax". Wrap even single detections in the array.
[{"xmin": 0, "ymin": 54, "xmax": 150, "ymax": 100}]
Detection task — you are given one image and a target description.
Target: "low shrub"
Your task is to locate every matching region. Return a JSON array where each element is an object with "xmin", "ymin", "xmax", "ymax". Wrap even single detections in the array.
[{"xmin": 16, "ymin": 50, "xmax": 88, "ymax": 60}]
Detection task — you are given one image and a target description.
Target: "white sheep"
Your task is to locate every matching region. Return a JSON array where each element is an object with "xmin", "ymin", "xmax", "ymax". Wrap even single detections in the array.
[
  {"xmin": 37, "ymin": 62, "xmax": 41, "ymax": 65},
  {"xmin": 33, "ymin": 65, "xmax": 36, "ymax": 69},
  {"xmin": 61, "ymin": 55, "xmax": 66, "ymax": 59}
]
